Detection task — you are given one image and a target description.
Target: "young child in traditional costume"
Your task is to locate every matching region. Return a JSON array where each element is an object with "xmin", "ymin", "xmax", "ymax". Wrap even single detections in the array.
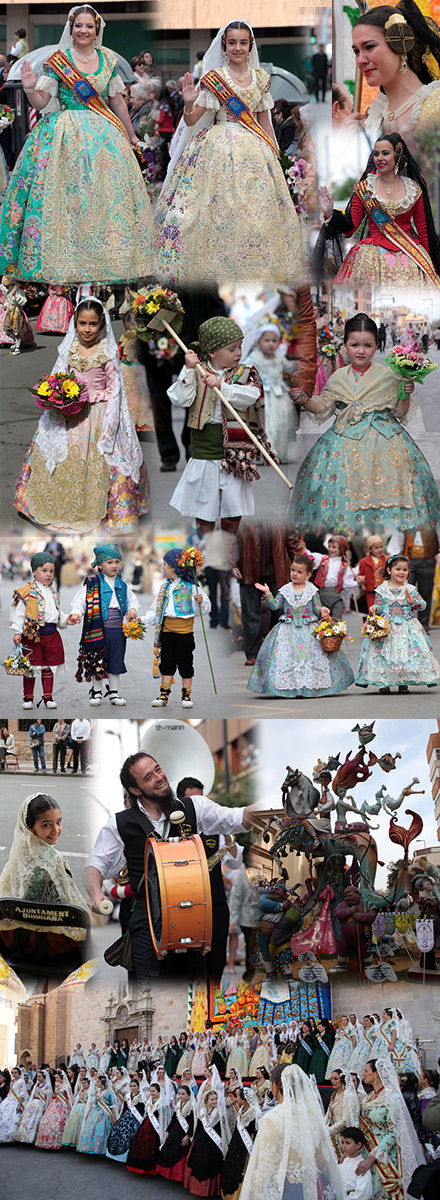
[
  {"xmin": 243, "ymin": 314, "xmax": 295, "ymax": 463},
  {"xmin": 143, "ymin": 549, "xmax": 211, "ymax": 708},
  {"xmin": 70, "ymin": 543, "xmax": 140, "ymax": 707},
  {"xmin": 247, "ymin": 553, "xmax": 354, "ymax": 698},
  {"xmin": 356, "ymin": 535, "xmax": 387, "ymax": 612},
  {"xmin": 1, "ymin": 275, "xmax": 34, "ymax": 354},
  {"xmin": 118, "ymin": 311, "xmax": 154, "ymax": 432},
  {"xmin": 306, "ymin": 536, "xmax": 356, "ymax": 619},
  {"xmin": 14, "ymin": 297, "xmax": 148, "ymax": 533},
  {"xmin": 356, "ymin": 555, "xmax": 440, "ymax": 693},
  {"xmin": 290, "ymin": 313, "xmax": 440, "ymax": 534},
  {"xmin": 167, "ymin": 316, "xmax": 268, "ymax": 534},
  {"xmin": 35, "ymin": 284, "xmax": 74, "ymax": 334},
  {"xmin": 9, "ymin": 550, "xmax": 77, "ymax": 709}
]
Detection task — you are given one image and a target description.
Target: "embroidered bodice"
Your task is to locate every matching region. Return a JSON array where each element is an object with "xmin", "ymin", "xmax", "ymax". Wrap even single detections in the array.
[
  {"xmin": 198, "ymin": 66, "xmax": 273, "ymax": 121},
  {"xmin": 375, "ymin": 581, "xmax": 425, "ymax": 621},
  {"xmin": 37, "ymin": 47, "xmax": 124, "ymax": 113},
  {"xmin": 67, "ymin": 338, "xmax": 115, "ymax": 404},
  {"xmin": 266, "ymin": 581, "xmax": 322, "ymax": 624}
]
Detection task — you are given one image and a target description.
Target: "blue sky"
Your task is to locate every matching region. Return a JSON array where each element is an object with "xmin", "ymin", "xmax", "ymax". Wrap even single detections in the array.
[{"xmin": 256, "ymin": 720, "xmax": 438, "ymax": 879}]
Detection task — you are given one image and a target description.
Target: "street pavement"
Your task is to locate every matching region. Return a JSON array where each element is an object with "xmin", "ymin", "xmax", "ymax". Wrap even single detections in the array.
[
  {"xmin": 0, "ymin": 1145, "xmax": 183, "ymax": 1198},
  {"xmin": 2, "ymin": 329, "xmax": 440, "ymax": 531}
]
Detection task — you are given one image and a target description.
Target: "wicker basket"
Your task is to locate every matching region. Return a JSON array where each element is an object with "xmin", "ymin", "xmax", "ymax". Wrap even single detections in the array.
[
  {"xmin": 4, "ymin": 663, "xmax": 31, "ymax": 676},
  {"xmin": 319, "ymin": 634, "xmax": 343, "ymax": 653}
]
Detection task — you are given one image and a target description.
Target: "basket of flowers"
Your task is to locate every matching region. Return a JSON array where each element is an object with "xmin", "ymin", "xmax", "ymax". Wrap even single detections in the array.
[
  {"xmin": 29, "ymin": 371, "xmax": 89, "ymax": 419},
  {"xmin": 361, "ymin": 613, "xmax": 391, "ymax": 640},
  {"xmin": 313, "ymin": 618, "xmax": 350, "ymax": 653},
  {"xmin": 2, "ymin": 645, "xmax": 35, "ymax": 677}
]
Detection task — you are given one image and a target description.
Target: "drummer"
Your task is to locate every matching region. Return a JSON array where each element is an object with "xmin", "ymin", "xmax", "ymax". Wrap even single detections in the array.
[{"xmin": 85, "ymin": 752, "xmax": 258, "ymax": 982}]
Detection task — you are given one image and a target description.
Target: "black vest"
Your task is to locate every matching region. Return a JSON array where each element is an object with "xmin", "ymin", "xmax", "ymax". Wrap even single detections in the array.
[{"xmin": 115, "ymin": 798, "xmax": 225, "ymax": 905}]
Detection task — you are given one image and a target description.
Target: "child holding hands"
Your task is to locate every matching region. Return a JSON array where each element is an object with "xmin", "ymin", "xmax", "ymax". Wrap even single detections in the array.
[
  {"xmin": 356, "ymin": 555, "xmax": 440, "ymax": 693},
  {"xmin": 247, "ymin": 553, "xmax": 354, "ymax": 698},
  {"xmin": 9, "ymin": 551, "xmax": 77, "ymax": 709},
  {"xmin": 143, "ymin": 549, "xmax": 211, "ymax": 708},
  {"xmin": 70, "ymin": 543, "xmax": 140, "ymax": 707}
]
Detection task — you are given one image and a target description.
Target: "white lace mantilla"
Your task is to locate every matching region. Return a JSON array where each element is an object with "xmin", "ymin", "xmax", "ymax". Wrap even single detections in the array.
[
  {"xmin": 366, "ymin": 81, "xmax": 440, "ymax": 135},
  {"xmin": 365, "ymin": 173, "xmax": 420, "ymax": 215}
]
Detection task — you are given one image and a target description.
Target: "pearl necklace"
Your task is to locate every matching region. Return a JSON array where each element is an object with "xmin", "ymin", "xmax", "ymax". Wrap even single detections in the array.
[
  {"xmin": 385, "ymin": 85, "xmax": 424, "ymax": 121},
  {"xmin": 227, "ymin": 63, "xmax": 251, "ymax": 85}
]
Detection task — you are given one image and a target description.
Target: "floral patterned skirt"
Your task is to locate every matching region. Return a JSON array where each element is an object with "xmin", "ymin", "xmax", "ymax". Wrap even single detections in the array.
[
  {"xmin": 248, "ymin": 618, "xmax": 354, "ymax": 697},
  {"xmin": 334, "ymin": 240, "xmax": 440, "ymax": 294},
  {"xmin": 14, "ymin": 401, "xmax": 150, "ymax": 533},
  {"xmin": 154, "ymin": 122, "xmax": 305, "ymax": 284},
  {"xmin": 35, "ymin": 295, "xmax": 74, "ymax": 333},
  {"xmin": 0, "ymin": 110, "xmax": 153, "ymax": 283},
  {"xmin": 356, "ymin": 618, "xmax": 440, "ymax": 688}
]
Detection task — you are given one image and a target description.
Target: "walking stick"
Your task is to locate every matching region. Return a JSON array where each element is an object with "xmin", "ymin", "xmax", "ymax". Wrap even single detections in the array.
[{"xmin": 147, "ymin": 309, "xmax": 293, "ymax": 490}]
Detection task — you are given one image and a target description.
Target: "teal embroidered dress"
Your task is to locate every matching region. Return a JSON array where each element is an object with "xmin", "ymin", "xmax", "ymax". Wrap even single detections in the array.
[{"xmin": 247, "ymin": 582, "xmax": 354, "ymax": 697}]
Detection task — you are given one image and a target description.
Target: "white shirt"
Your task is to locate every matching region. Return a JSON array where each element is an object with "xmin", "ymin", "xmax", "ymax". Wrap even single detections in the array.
[
  {"xmin": 71, "ymin": 719, "xmax": 91, "ymax": 741},
  {"xmin": 71, "ymin": 578, "xmax": 140, "ymax": 615},
  {"xmin": 308, "ymin": 551, "xmax": 356, "ymax": 590},
  {"xmin": 168, "ymin": 364, "xmax": 259, "ymax": 424},
  {"xmin": 339, "ymin": 1155, "xmax": 372, "ymax": 1200},
  {"xmin": 143, "ymin": 580, "xmax": 211, "ymax": 624},
  {"xmin": 87, "ymin": 794, "xmax": 245, "ymax": 879},
  {"xmin": 10, "ymin": 582, "xmax": 67, "ymax": 635}
]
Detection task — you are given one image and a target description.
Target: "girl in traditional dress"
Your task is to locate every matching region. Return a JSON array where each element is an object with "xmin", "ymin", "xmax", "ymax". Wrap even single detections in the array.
[
  {"xmin": 290, "ymin": 313, "xmax": 440, "ymax": 535},
  {"xmin": 197, "ymin": 1065, "xmax": 227, "ymax": 1116},
  {"xmin": 86, "ymin": 1044, "xmax": 99, "ymax": 1071},
  {"xmin": 184, "ymin": 1089, "xmax": 230, "ymax": 1195},
  {"xmin": 249, "ymin": 1030, "xmax": 272, "ymax": 1078},
  {"xmin": 317, "ymin": 136, "xmax": 440, "ymax": 294},
  {"xmin": 126, "ymin": 1039, "xmax": 140, "ymax": 1074},
  {"xmin": 372, "ymin": 1010, "xmax": 421, "ymax": 1075},
  {"xmin": 36, "ymin": 1070, "xmax": 72, "ymax": 1149},
  {"xmin": 181, "ymin": 1067, "xmax": 198, "ymax": 1097},
  {"xmin": 35, "ymin": 286, "xmax": 74, "ymax": 334},
  {"xmin": 154, "ymin": 20, "xmax": 304, "ymax": 284},
  {"xmin": 126, "ymin": 1082, "xmax": 170, "ymax": 1174},
  {"xmin": 356, "ymin": 538, "xmax": 387, "ymax": 612},
  {"xmin": 240, "ymin": 1064, "xmax": 345, "ymax": 1200},
  {"xmin": 0, "ymin": 5, "xmax": 153, "ymax": 283},
  {"xmin": 0, "ymin": 1068, "xmax": 28, "ymax": 1142},
  {"xmin": 226, "ymin": 1035, "xmax": 250, "ymax": 1080},
  {"xmin": 221, "ymin": 1087, "xmax": 259, "ymax": 1200},
  {"xmin": 351, "ymin": 1, "xmax": 440, "ymax": 140},
  {"xmin": 0, "ymin": 277, "xmax": 35, "ymax": 354},
  {"xmin": 118, "ymin": 313, "xmax": 154, "ymax": 432},
  {"xmin": 253, "ymin": 1066, "xmax": 272, "ymax": 1111},
  {"xmin": 157, "ymin": 1084, "xmax": 197, "ymax": 1183},
  {"xmin": 325, "ymin": 1070, "xmax": 360, "ymax": 1159},
  {"xmin": 306, "ymin": 536, "xmax": 357, "ymax": 621},
  {"xmin": 350, "ymin": 1017, "xmax": 380, "ymax": 1078},
  {"xmin": 309, "ymin": 1019, "xmax": 335, "ymax": 1084},
  {"xmin": 62, "ymin": 1077, "xmax": 90, "ymax": 1148},
  {"xmin": 76, "ymin": 1074, "xmax": 115, "ymax": 1154},
  {"xmin": 192, "ymin": 1036, "xmax": 210, "ymax": 1078},
  {"xmin": 106, "ymin": 1078, "xmax": 145, "ymax": 1162},
  {"xmin": 358, "ymin": 1057, "xmax": 424, "ymax": 1200},
  {"xmin": 247, "ymin": 554, "xmax": 354, "ymax": 699},
  {"xmin": 356, "ymin": 556, "xmax": 440, "ymax": 692},
  {"xmin": 0, "ymin": 793, "xmax": 90, "ymax": 961},
  {"xmin": 110, "ymin": 1066, "xmax": 131, "ymax": 1116},
  {"xmin": 243, "ymin": 315, "xmax": 295, "ymax": 464},
  {"xmin": 15, "ymin": 1069, "xmax": 53, "ymax": 1144},
  {"xmin": 328, "ymin": 1018, "xmax": 357, "ymax": 1076},
  {"xmin": 14, "ymin": 298, "xmax": 149, "ymax": 534}
]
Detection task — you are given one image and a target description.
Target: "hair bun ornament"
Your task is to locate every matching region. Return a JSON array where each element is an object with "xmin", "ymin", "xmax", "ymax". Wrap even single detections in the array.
[{"xmin": 384, "ymin": 12, "xmax": 415, "ymax": 54}]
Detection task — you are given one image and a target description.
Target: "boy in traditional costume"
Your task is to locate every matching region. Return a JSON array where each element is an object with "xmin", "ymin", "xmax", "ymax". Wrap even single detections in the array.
[
  {"xmin": 70, "ymin": 543, "xmax": 139, "ymax": 706},
  {"xmin": 143, "ymin": 549, "xmax": 210, "ymax": 708},
  {"xmin": 9, "ymin": 551, "xmax": 76, "ymax": 708}
]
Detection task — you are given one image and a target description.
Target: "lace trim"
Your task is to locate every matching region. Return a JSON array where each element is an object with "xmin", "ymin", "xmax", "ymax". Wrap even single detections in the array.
[
  {"xmin": 278, "ymin": 581, "xmax": 317, "ymax": 608},
  {"xmin": 68, "ymin": 338, "xmax": 110, "ymax": 371},
  {"xmin": 367, "ymin": 81, "xmax": 440, "ymax": 133},
  {"xmin": 198, "ymin": 65, "xmax": 270, "ymax": 112},
  {"xmin": 365, "ymin": 173, "xmax": 420, "ymax": 214}
]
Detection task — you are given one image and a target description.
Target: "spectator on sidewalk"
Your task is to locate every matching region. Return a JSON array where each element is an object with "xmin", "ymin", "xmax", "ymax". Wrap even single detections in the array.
[
  {"xmin": 70, "ymin": 718, "xmax": 91, "ymax": 775},
  {"xmin": 29, "ymin": 721, "xmax": 46, "ymax": 772},
  {"xmin": 52, "ymin": 719, "xmax": 71, "ymax": 774}
]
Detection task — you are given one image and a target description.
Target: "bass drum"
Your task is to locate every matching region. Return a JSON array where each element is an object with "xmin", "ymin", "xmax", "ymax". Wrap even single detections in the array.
[{"xmin": 145, "ymin": 835, "xmax": 213, "ymax": 959}]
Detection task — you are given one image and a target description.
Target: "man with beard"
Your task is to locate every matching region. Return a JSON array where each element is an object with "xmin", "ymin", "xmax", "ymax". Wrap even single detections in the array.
[{"xmin": 85, "ymin": 752, "xmax": 257, "ymax": 982}]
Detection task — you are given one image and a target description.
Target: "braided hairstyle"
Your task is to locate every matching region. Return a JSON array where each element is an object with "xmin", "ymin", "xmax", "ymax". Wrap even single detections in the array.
[
  {"xmin": 69, "ymin": 6, "xmax": 101, "ymax": 36},
  {"xmin": 221, "ymin": 22, "xmax": 254, "ymax": 54}
]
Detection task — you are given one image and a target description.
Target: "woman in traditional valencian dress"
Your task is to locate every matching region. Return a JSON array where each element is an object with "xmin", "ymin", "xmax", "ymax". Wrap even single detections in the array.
[
  {"xmin": 35, "ymin": 286, "xmax": 74, "ymax": 334},
  {"xmin": 35, "ymin": 1070, "xmax": 72, "ymax": 1149},
  {"xmin": 0, "ymin": 1069, "xmax": 28, "ymax": 1142},
  {"xmin": 76, "ymin": 1074, "xmax": 116, "ymax": 1154},
  {"xmin": 317, "ymin": 135, "xmax": 440, "ymax": 294},
  {"xmin": 126, "ymin": 1082, "xmax": 170, "ymax": 1174},
  {"xmin": 240, "ymin": 1064, "xmax": 345, "ymax": 1200},
  {"xmin": 358, "ymin": 1058, "xmax": 424, "ymax": 1200},
  {"xmin": 62, "ymin": 1078, "xmax": 90, "ymax": 1148},
  {"xmin": 156, "ymin": 1084, "xmax": 197, "ymax": 1183},
  {"xmin": 290, "ymin": 313, "xmax": 440, "ymax": 536},
  {"xmin": 154, "ymin": 21, "xmax": 304, "ymax": 284},
  {"xmin": 0, "ymin": 6, "xmax": 153, "ymax": 283},
  {"xmin": 325, "ymin": 1070, "xmax": 360, "ymax": 1160},
  {"xmin": 184, "ymin": 1089, "xmax": 230, "ymax": 1195},
  {"xmin": 351, "ymin": 1, "xmax": 440, "ymax": 141},
  {"xmin": 15, "ymin": 1070, "xmax": 53, "ymax": 1144},
  {"xmin": 221, "ymin": 1087, "xmax": 259, "ymax": 1200},
  {"xmin": 106, "ymin": 1078, "xmax": 145, "ymax": 1162}
]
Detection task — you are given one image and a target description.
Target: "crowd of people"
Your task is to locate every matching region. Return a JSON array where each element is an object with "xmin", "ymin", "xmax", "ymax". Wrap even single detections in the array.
[{"xmin": 1, "ymin": 1008, "xmax": 439, "ymax": 1198}]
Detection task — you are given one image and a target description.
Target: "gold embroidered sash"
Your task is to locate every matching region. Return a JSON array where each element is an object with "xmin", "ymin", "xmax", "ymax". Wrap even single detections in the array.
[
  {"xmin": 356, "ymin": 180, "xmax": 440, "ymax": 290},
  {"xmin": 202, "ymin": 70, "xmax": 279, "ymax": 157},
  {"xmin": 45, "ymin": 50, "xmax": 131, "ymax": 143}
]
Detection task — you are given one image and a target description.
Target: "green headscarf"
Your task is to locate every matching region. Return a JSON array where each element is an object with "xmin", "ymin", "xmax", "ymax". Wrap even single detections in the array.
[{"xmin": 191, "ymin": 317, "xmax": 243, "ymax": 362}]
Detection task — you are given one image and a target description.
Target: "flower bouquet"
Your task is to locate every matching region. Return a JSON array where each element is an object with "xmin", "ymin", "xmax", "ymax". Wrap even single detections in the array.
[
  {"xmin": 130, "ymin": 286, "xmax": 184, "ymax": 361},
  {"xmin": 123, "ymin": 617, "xmax": 146, "ymax": 640},
  {"xmin": 178, "ymin": 548, "xmax": 216, "ymax": 694},
  {"xmin": 384, "ymin": 344, "xmax": 437, "ymax": 401},
  {"xmin": 319, "ymin": 325, "xmax": 343, "ymax": 360},
  {"xmin": 2, "ymin": 645, "xmax": 35, "ymax": 677},
  {"xmin": 283, "ymin": 156, "xmax": 314, "ymax": 215},
  {"xmin": 0, "ymin": 104, "xmax": 14, "ymax": 132},
  {"xmin": 313, "ymin": 618, "xmax": 350, "ymax": 653},
  {"xmin": 29, "ymin": 371, "xmax": 89, "ymax": 419},
  {"xmin": 361, "ymin": 613, "xmax": 391, "ymax": 639}
]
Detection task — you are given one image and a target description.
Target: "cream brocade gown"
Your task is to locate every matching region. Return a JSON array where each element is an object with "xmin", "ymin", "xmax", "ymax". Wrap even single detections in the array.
[
  {"xmin": 14, "ymin": 339, "xmax": 149, "ymax": 533},
  {"xmin": 154, "ymin": 66, "xmax": 305, "ymax": 284}
]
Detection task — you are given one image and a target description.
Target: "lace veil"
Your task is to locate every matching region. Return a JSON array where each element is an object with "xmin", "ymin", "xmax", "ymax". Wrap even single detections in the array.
[
  {"xmin": 58, "ymin": 5, "xmax": 106, "ymax": 51},
  {"xmin": 35, "ymin": 297, "xmax": 143, "ymax": 482},
  {"xmin": 0, "ymin": 795, "xmax": 91, "ymax": 938},
  {"xmin": 373, "ymin": 1057, "xmax": 425, "ymax": 1190}
]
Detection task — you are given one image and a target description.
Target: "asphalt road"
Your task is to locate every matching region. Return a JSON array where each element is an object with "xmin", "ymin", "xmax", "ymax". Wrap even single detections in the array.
[
  {"xmin": 2, "ymin": 330, "xmax": 440, "ymax": 532},
  {"xmin": 0, "ymin": 1145, "xmax": 183, "ymax": 1198}
]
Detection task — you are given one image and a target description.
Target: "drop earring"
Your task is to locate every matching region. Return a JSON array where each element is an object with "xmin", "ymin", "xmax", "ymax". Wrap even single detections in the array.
[{"xmin": 400, "ymin": 53, "xmax": 408, "ymax": 74}]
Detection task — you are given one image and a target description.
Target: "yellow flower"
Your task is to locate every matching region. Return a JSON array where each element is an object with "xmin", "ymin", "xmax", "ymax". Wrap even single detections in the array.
[
  {"xmin": 62, "ymin": 380, "xmax": 80, "ymax": 398},
  {"xmin": 145, "ymin": 301, "xmax": 159, "ymax": 314},
  {"xmin": 37, "ymin": 381, "xmax": 52, "ymax": 397}
]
